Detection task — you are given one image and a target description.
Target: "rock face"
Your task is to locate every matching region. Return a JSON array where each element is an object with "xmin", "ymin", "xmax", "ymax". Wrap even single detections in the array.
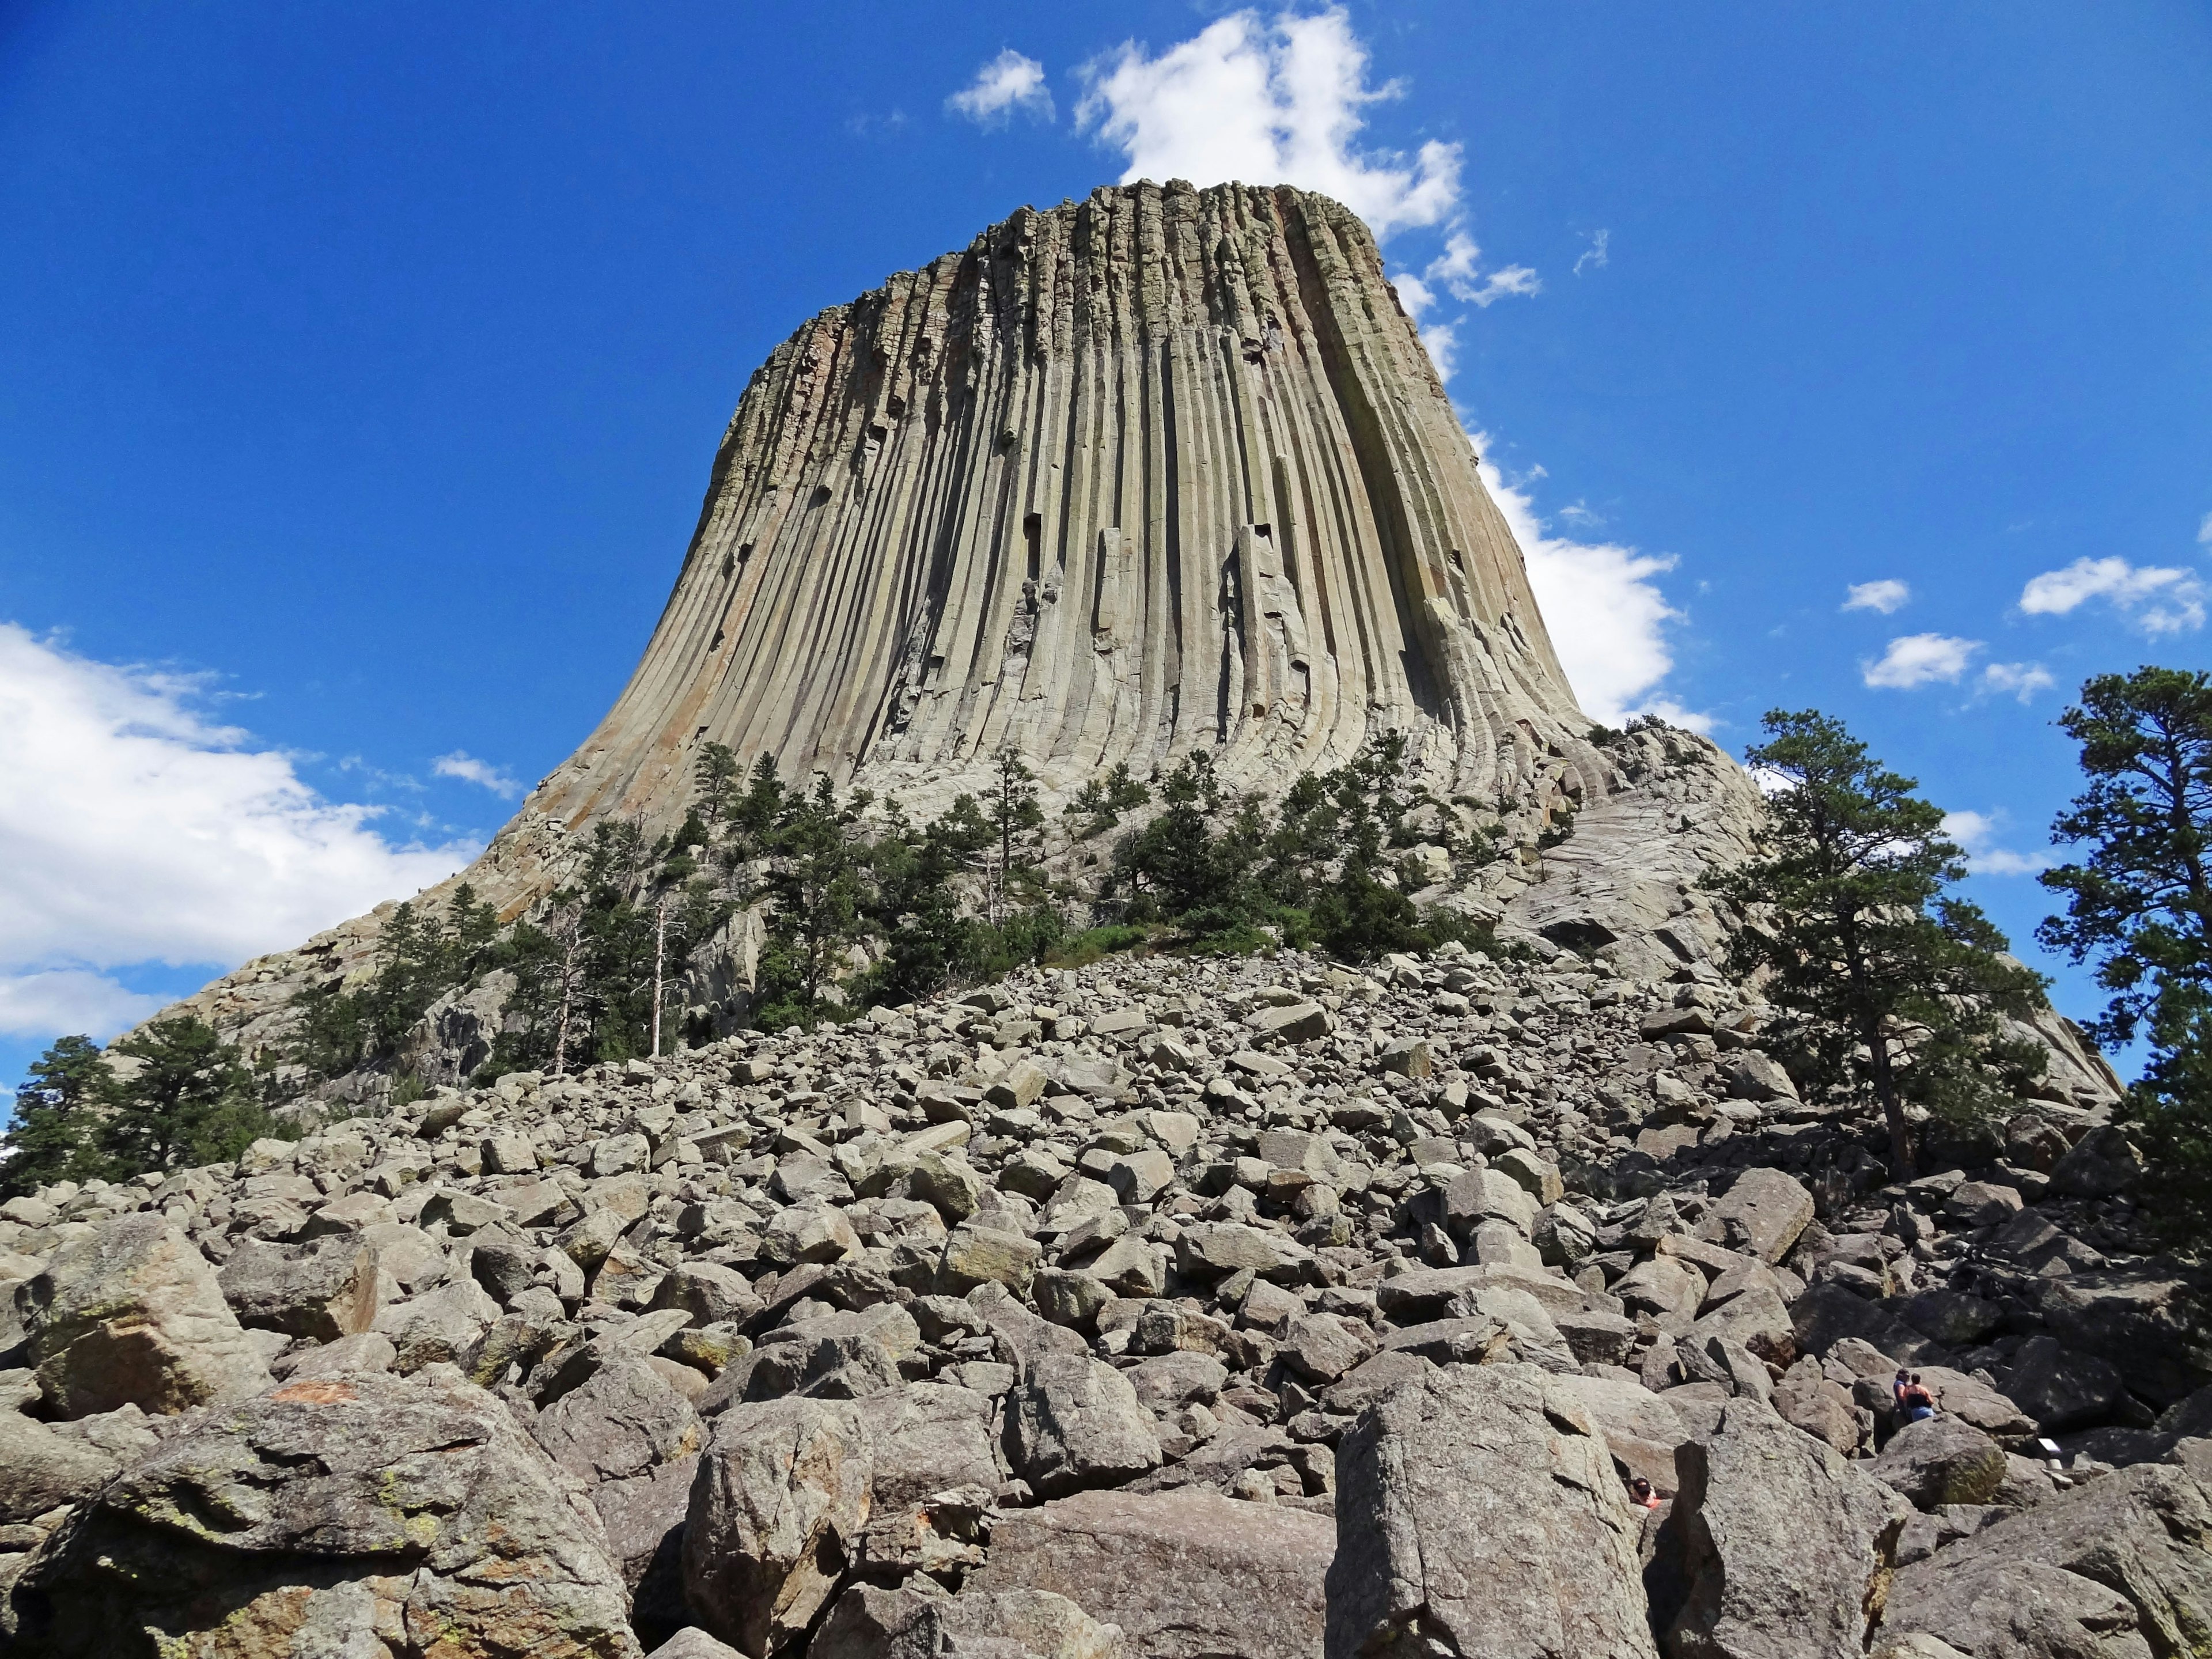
[
  {"xmin": 19, "ymin": 1213, "xmax": 272, "ymax": 1416},
  {"xmin": 8, "ymin": 1370, "xmax": 640, "ymax": 1658},
  {"xmin": 1327, "ymin": 1362, "xmax": 1658, "ymax": 1659},
  {"xmin": 534, "ymin": 183, "xmax": 1588, "ymax": 827},
  {"xmin": 975, "ymin": 1487, "xmax": 1334, "ymax": 1659},
  {"xmin": 1663, "ymin": 1397, "xmax": 1910, "ymax": 1659}
]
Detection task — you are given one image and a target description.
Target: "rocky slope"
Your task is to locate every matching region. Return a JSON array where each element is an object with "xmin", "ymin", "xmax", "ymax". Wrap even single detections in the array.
[{"xmin": 1, "ymin": 938, "xmax": 2200, "ymax": 1656}]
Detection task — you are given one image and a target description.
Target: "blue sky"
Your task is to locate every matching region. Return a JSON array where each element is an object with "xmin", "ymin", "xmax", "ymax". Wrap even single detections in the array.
[{"xmin": 2, "ymin": 1, "xmax": 2208, "ymax": 1093}]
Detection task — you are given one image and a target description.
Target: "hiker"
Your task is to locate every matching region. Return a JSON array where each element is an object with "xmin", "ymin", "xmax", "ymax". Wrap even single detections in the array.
[
  {"xmin": 1899, "ymin": 1372, "xmax": 1937, "ymax": 1423},
  {"xmin": 1628, "ymin": 1476, "xmax": 1662, "ymax": 1510},
  {"xmin": 1892, "ymin": 1369, "xmax": 1911, "ymax": 1410}
]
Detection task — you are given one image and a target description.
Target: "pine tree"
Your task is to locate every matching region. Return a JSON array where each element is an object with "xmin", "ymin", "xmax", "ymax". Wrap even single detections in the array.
[
  {"xmin": 98, "ymin": 1016, "xmax": 290, "ymax": 1175},
  {"xmin": 1, "ymin": 1035, "xmax": 112, "ymax": 1197},
  {"xmin": 2039, "ymin": 666, "xmax": 2212, "ymax": 1243},
  {"xmin": 1707, "ymin": 710, "xmax": 2047, "ymax": 1178}
]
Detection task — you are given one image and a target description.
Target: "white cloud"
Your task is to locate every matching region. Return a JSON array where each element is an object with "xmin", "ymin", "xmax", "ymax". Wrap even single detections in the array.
[
  {"xmin": 432, "ymin": 750, "xmax": 521, "ymax": 798},
  {"xmin": 2019, "ymin": 556, "xmax": 2205, "ymax": 635},
  {"xmin": 1942, "ymin": 810, "xmax": 2052, "ymax": 877},
  {"xmin": 0, "ymin": 969, "xmax": 166, "ymax": 1040},
  {"xmin": 2198, "ymin": 511, "xmax": 2211, "ymax": 547},
  {"xmin": 946, "ymin": 49, "xmax": 1054, "ymax": 126},
  {"xmin": 1863, "ymin": 632, "xmax": 1981, "ymax": 690},
  {"xmin": 0, "ymin": 624, "xmax": 477, "ymax": 1040},
  {"xmin": 1462, "ymin": 264, "xmax": 1540, "ymax": 308},
  {"xmin": 1418, "ymin": 320, "xmax": 1458, "ymax": 381},
  {"xmin": 1476, "ymin": 445, "xmax": 1699, "ymax": 730},
  {"xmin": 1842, "ymin": 579, "xmax": 1910, "ymax": 615},
  {"xmin": 1075, "ymin": 7, "xmax": 1461, "ymax": 240},
  {"xmin": 1980, "ymin": 661, "xmax": 2055, "ymax": 703},
  {"xmin": 1573, "ymin": 229, "xmax": 1609, "ymax": 275}
]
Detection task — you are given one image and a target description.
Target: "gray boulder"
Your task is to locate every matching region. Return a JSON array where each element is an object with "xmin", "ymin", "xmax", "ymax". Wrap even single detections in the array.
[
  {"xmin": 1004, "ymin": 1353, "xmax": 1162, "ymax": 1498},
  {"xmin": 218, "ymin": 1232, "xmax": 385, "ymax": 1342},
  {"xmin": 1866, "ymin": 1416, "xmax": 2009, "ymax": 1509},
  {"xmin": 1664, "ymin": 1396, "xmax": 1911, "ymax": 1659},
  {"xmin": 17, "ymin": 1214, "xmax": 271, "ymax": 1416},
  {"xmin": 8, "ymin": 1370, "xmax": 640, "ymax": 1657},
  {"xmin": 1702, "ymin": 1168, "xmax": 1815, "ymax": 1264},
  {"xmin": 1327, "ymin": 1362, "xmax": 1658, "ymax": 1659},
  {"xmin": 0, "ymin": 1410, "xmax": 122, "ymax": 1523},
  {"xmin": 531, "ymin": 1347, "xmax": 704, "ymax": 1485},
  {"xmin": 976, "ymin": 1486, "xmax": 1332, "ymax": 1659},
  {"xmin": 813, "ymin": 1582, "xmax": 1126, "ymax": 1659},
  {"xmin": 1877, "ymin": 1441, "xmax": 2212, "ymax": 1657},
  {"xmin": 2003, "ymin": 1333, "xmax": 2127, "ymax": 1433},
  {"xmin": 684, "ymin": 1395, "xmax": 874, "ymax": 1658}
]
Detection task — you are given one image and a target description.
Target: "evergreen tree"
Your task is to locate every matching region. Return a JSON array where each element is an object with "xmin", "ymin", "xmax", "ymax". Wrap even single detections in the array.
[
  {"xmin": 1, "ymin": 1035, "xmax": 111, "ymax": 1197},
  {"xmin": 2039, "ymin": 667, "xmax": 2212, "ymax": 1244},
  {"xmin": 1707, "ymin": 710, "xmax": 2046, "ymax": 1178},
  {"xmin": 99, "ymin": 1016, "xmax": 291, "ymax": 1175}
]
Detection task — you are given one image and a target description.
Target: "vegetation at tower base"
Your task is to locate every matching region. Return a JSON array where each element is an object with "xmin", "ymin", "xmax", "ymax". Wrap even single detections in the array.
[
  {"xmin": 1, "ymin": 1017, "xmax": 290, "ymax": 1199},
  {"xmin": 1707, "ymin": 711, "xmax": 2046, "ymax": 1182},
  {"xmin": 2040, "ymin": 666, "xmax": 2212, "ymax": 1250}
]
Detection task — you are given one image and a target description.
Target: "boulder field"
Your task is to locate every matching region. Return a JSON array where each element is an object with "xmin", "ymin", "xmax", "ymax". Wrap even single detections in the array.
[{"xmin": 0, "ymin": 939, "xmax": 2203, "ymax": 1656}]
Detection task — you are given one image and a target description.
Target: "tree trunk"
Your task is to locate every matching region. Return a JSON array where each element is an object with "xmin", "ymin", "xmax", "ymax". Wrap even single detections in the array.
[
  {"xmin": 552, "ymin": 933, "xmax": 579, "ymax": 1078},
  {"xmin": 650, "ymin": 895, "xmax": 668, "ymax": 1059},
  {"xmin": 1866, "ymin": 1018, "xmax": 1914, "ymax": 1179}
]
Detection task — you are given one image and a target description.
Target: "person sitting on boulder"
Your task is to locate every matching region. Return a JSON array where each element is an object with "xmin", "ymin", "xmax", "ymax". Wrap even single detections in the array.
[
  {"xmin": 1628, "ymin": 1476, "xmax": 1662, "ymax": 1510},
  {"xmin": 1899, "ymin": 1373, "xmax": 1936, "ymax": 1422}
]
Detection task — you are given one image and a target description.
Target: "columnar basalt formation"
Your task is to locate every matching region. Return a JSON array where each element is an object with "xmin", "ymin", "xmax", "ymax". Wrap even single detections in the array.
[{"xmin": 541, "ymin": 180, "xmax": 1590, "ymax": 834}]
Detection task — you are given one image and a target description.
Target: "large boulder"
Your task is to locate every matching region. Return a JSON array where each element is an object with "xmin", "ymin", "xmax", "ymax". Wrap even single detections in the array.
[
  {"xmin": 1003, "ymin": 1353, "xmax": 1162, "ymax": 1499},
  {"xmin": 0, "ymin": 1410, "xmax": 123, "ymax": 1524},
  {"xmin": 7, "ymin": 1371, "xmax": 641, "ymax": 1657},
  {"xmin": 2034, "ymin": 1271, "xmax": 2211, "ymax": 1408},
  {"xmin": 684, "ymin": 1395, "xmax": 874, "ymax": 1657},
  {"xmin": 217, "ymin": 1232, "xmax": 386, "ymax": 1342},
  {"xmin": 531, "ymin": 1348, "xmax": 704, "ymax": 1485},
  {"xmin": 592, "ymin": 1453, "xmax": 698, "ymax": 1650},
  {"xmin": 975, "ymin": 1486, "xmax": 1333, "ymax": 1659},
  {"xmin": 813, "ymin": 1581, "xmax": 1126, "ymax": 1659},
  {"xmin": 1865, "ymin": 1416, "xmax": 2009, "ymax": 1510},
  {"xmin": 1327, "ymin": 1362, "xmax": 1658, "ymax": 1659},
  {"xmin": 17, "ymin": 1213, "xmax": 271, "ymax": 1416},
  {"xmin": 1877, "ymin": 1441, "xmax": 2212, "ymax": 1657},
  {"xmin": 1663, "ymin": 1396, "xmax": 1911, "ymax": 1659},
  {"xmin": 1702, "ymin": 1168, "xmax": 1815, "ymax": 1265},
  {"xmin": 2001, "ymin": 1335, "xmax": 2126, "ymax": 1434}
]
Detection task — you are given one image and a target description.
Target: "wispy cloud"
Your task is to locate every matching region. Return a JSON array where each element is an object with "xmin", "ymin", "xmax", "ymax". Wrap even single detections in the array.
[
  {"xmin": 431, "ymin": 750, "xmax": 521, "ymax": 798},
  {"xmin": 1423, "ymin": 229, "xmax": 1539, "ymax": 309},
  {"xmin": 2020, "ymin": 556, "xmax": 2205, "ymax": 635},
  {"xmin": 1075, "ymin": 7, "xmax": 1461, "ymax": 240},
  {"xmin": 1863, "ymin": 632, "xmax": 1980, "ymax": 690},
  {"xmin": 1980, "ymin": 661, "xmax": 2055, "ymax": 703},
  {"xmin": 0, "ymin": 624, "xmax": 475, "ymax": 1040},
  {"xmin": 947, "ymin": 49, "xmax": 1054, "ymax": 127},
  {"xmin": 1573, "ymin": 229, "xmax": 1609, "ymax": 275},
  {"xmin": 2198, "ymin": 511, "xmax": 2211, "ymax": 548},
  {"xmin": 1942, "ymin": 810, "xmax": 2052, "ymax": 877},
  {"xmin": 1842, "ymin": 579, "xmax": 1910, "ymax": 615}
]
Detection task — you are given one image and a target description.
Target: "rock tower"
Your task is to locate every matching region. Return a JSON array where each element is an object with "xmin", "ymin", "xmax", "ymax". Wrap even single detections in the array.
[
  {"xmin": 543, "ymin": 180, "xmax": 1589, "ymax": 834},
  {"xmin": 164, "ymin": 182, "xmax": 1778, "ymax": 1047}
]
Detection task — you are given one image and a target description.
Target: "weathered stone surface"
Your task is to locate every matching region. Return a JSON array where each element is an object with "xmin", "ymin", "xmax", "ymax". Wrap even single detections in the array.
[
  {"xmin": 1866, "ymin": 1416, "xmax": 2009, "ymax": 1510},
  {"xmin": 593, "ymin": 1454, "xmax": 698, "ymax": 1649},
  {"xmin": 532, "ymin": 1349, "xmax": 704, "ymax": 1485},
  {"xmin": 218, "ymin": 1232, "xmax": 385, "ymax": 1342},
  {"xmin": 977, "ymin": 1487, "xmax": 1332, "ymax": 1659},
  {"xmin": 1664, "ymin": 1396, "xmax": 1911, "ymax": 1659},
  {"xmin": 0, "ymin": 1409, "xmax": 122, "ymax": 1523},
  {"xmin": 1702, "ymin": 1168, "xmax": 1815, "ymax": 1264},
  {"xmin": 2002, "ymin": 1334, "xmax": 2126, "ymax": 1434},
  {"xmin": 1876, "ymin": 1444, "xmax": 2212, "ymax": 1658},
  {"xmin": 684, "ymin": 1395, "xmax": 873, "ymax": 1658},
  {"xmin": 814, "ymin": 1582, "xmax": 1127, "ymax": 1659},
  {"xmin": 9, "ymin": 1371, "xmax": 641, "ymax": 1657},
  {"xmin": 1004, "ymin": 1353, "xmax": 1162, "ymax": 1498},
  {"xmin": 19, "ymin": 1213, "xmax": 271, "ymax": 1417},
  {"xmin": 1327, "ymin": 1362, "xmax": 1657, "ymax": 1659}
]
